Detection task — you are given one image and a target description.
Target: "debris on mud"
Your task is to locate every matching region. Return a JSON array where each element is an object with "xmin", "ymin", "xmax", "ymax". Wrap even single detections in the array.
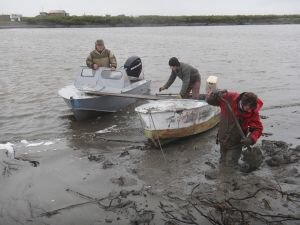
[
  {"xmin": 204, "ymin": 169, "xmax": 218, "ymax": 180},
  {"xmin": 110, "ymin": 176, "xmax": 138, "ymax": 186},
  {"xmin": 103, "ymin": 159, "xmax": 114, "ymax": 169},
  {"xmin": 0, "ymin": 160, "xmax": 21, "ymax": 176},
  {"xmin": 262, "ymin": 140, "xmax": 300, "ymax": 166},
  {"xmin": 2, "ymin": 138, "xmax": 300, "ymax": 225},
  {"xmin": 160, "ymin": 174, "xmax": 300, "ymax": 225},
  {"xmin": 0, "ymin": 150, "xmax": 39, "ymax": 176},
  {"xmin": 240, "ymin": 145, "xmax": 264, "ymax": 172},
  {"xmin": 88, "ymin": 153, "xmax": 105, "ymax": 162},
  {"xmin": 40, "ymin": 187, "xmax": 156, "ymax": 225},
  {"xmin": 120, "ymin": 150, "xmax": 130, "ymax": 157}
]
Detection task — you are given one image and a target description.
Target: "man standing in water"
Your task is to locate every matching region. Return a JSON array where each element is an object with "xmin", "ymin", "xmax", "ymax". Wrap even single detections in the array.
[
  {"xmin": 206, "ymin": 90, "xmax": 263, "ymax": 170},
  {"xmin": 86, "ymin": 39, "xmax": 117, "ymax": 70},
  {"xmin": 159, "ymin": 57, "xmax": 201, "ymax": 99}
]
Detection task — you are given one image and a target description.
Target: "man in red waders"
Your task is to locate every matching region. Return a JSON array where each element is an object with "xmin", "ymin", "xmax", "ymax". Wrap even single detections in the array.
[{"xmin": 206, "ymin": 90, "xmax": 263, "ymax": 170}]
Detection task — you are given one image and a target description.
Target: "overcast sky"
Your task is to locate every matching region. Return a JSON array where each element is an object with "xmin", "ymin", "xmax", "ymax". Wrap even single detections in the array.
[{"xmin": 1, "ymin": 0, "xmax": 300, "ymax": 17}]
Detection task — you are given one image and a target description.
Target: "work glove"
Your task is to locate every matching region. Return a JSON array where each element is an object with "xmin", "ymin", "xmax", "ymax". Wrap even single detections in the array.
[
  {"xmin": 241, "ymin": 137, "xmax": 253, "ymax": 146},
  {"xmin": 176, "ymin": 94, "xmax": 182, "ymax": 99},
  {"xmin": 159, "ymin": 87, "xmax": 165, "ymax": 92}
]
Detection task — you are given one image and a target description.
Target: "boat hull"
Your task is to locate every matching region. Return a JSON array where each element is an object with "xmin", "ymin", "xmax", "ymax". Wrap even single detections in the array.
[
  {"xmin": 135, "ymin": 99, "xmax": 220, "ymax": 145},
  {"xmin": 143, "ymin": 113, "xmax": 220, "ymax": 140},
  {"xmin": 60, "ymin": 80, "xmax": 151, "ymax": 120}
]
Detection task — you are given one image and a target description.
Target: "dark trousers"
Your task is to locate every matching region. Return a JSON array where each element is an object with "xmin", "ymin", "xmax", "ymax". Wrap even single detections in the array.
[
  {"xmin": 219, "ymin": 143, "xmax": 243, "ymax": 166},
  {"xmin": 182, "ymin": 81, "xmax": 201, "ymax": 99}
]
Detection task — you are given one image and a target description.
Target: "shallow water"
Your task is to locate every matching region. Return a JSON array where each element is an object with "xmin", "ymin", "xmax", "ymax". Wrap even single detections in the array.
[{"xmin": 0, "ymin": 25, "xmax": 300, "ymax": 147}]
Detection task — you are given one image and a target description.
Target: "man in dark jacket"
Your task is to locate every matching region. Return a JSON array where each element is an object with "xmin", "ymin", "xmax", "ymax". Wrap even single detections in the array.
[
  {"xmin": 159, "ymin": 57, "xmax": 201, "ymax": 99},
  {"xmin": 206, "ymin": 90, "xmax": 263, "ymax": 168},
  {"xmin": 86, "ymin": 39, "xmax": 117, "ymax": 70}
]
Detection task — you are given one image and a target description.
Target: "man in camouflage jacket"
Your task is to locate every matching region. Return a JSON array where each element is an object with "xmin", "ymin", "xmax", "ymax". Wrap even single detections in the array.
[{"xmin": 86, "ymin": 39, "xmax": 117, "ymax": 70}]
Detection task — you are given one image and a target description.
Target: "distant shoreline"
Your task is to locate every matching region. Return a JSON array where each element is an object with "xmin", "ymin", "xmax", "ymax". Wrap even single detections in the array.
[
  {"xmin": 1, "ymin": 22, "xmax": 300, "ymax": 29},
  {"xmin": 1, "ymin": 14, "xmax": 299, "ymax": 29}
]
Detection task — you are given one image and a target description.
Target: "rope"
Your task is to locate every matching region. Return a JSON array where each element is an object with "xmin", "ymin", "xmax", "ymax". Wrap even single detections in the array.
[{"xmin": 149, "ymin": 110, "xmax": 167, "ymax": 161}]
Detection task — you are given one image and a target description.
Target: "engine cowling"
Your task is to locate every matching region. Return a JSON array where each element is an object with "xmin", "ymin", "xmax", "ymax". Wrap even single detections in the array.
[{"xmin": 124, "ymin": 56, "xmax": 142, "ymax": 78}]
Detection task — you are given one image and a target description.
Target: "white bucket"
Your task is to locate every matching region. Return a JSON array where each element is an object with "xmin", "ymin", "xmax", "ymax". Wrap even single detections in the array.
[{"xmin": 206, "ymin": 75, "xmax": 218, "ymax": 94}]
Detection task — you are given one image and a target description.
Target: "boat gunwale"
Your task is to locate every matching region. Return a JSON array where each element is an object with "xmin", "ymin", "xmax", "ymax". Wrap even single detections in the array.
[{"xmin": 135, "ymin": 99, "xmax": 210, "ymax": 114}]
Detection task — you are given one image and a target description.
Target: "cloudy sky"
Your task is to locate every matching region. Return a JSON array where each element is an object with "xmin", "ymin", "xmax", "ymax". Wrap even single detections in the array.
[{"xmin": 1, "ymin": 0, "xmax": 300, "ymax": 17}]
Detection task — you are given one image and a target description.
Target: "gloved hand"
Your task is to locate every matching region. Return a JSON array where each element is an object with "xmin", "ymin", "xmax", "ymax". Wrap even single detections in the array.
[
  {"xmin": 92, "ymin": 64, "xmax": 99, "ymax": 70},
  {"xmin": 159, "ymin": 87, "xmax": 165, "ymax": 92},
  {"xmin": 241, "ymin": 137, "xmax": 253, "ymax": 146},
  {"xmin": 176, "ymin": 94, "xmax": 182, "ymax": 99}
]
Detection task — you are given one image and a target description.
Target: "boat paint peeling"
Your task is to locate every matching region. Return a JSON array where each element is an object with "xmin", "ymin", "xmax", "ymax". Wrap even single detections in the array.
[
  {"xmin": 137, "ymin": 100, "xmax": 219, "ymax": 130},
  {"xmin": 135, "ymin": 99, "xmax": 221, "ymax": 145},
  {"xmin": 144, "ymin": 114, "xmax": 220, "ymax": 140}
]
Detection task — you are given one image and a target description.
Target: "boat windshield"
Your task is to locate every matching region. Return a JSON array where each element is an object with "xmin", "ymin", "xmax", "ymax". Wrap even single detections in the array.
[
  {"xmin": 101, "ymin": 70, "xmax": 123, "ymax": 80},
  {"xmin": 81, "ymin": 68, "xmax": 95, "ymax": 77}
]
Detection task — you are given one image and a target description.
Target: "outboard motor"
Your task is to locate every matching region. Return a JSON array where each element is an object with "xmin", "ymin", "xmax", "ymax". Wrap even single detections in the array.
[{"xmin": 124, "ymin": 56, "xmax": 142, "ymax": 79}]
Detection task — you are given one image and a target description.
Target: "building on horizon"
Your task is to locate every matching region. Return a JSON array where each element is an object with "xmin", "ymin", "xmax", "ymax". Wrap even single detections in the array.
[
  {"xmin": 39, "ymin": 12, "xmax": 48, "ymax": 16},
  {"xmin": 0, "ymin": 14, "xmax": 22, "ymax": 22},
  {"xmin": 38, "ymin": 10, "xmax": 69, "ymax": 17},
  {"xmin": 10, "ymin": 14, "xmax": 22, "ymax": 22},
  {"xmin": 48, "ymin": 10, "xmax": 69, "ymax": 16}
]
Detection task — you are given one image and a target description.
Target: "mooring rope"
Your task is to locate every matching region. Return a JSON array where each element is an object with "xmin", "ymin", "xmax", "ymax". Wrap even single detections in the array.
[{"xmin": 149, "ymin": 110, "xmax": 167, "ymax": 161}]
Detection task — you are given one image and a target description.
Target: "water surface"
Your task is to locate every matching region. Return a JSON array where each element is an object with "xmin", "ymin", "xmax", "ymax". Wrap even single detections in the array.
[{"xmin": 0, "ymin": 25, "xmax": 299, "ymax": 146}]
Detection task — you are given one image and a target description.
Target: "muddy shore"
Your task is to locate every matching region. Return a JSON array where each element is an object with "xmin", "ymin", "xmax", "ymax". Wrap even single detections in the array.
[{"xmin": 1, "ymin": 108, "xmax": 300, "ymax": 224}]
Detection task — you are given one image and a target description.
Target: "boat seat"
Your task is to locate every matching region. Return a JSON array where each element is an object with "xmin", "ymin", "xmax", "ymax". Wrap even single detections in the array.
[{"xmin": 101, "ymin": 70, "xmax": 123, "ymax": 80}]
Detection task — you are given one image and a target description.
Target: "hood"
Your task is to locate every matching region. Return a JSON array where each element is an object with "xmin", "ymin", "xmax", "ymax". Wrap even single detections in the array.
[{"xmin": 237, "ymin": 92, "xmax": 263, "ymax": 113}]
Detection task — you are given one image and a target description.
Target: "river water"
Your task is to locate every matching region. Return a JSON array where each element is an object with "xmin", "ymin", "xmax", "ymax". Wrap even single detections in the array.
[
  {"xmin": 0, "ymin": 25, "xmax": 300, "ymax": 147},
  {"xmin": 0, "ymin": 25, "xmax": 300, "ymax": 225}
]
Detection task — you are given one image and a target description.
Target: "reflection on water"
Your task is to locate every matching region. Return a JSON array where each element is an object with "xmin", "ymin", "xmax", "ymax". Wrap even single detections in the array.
[{"xmin": 0, "ymin": 25, "xmax": 300, "ymax": 146}]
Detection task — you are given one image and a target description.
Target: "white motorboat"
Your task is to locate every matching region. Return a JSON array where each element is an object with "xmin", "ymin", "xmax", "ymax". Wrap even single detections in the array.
[{"xmin": 58, "ymin": 56, "xmax": 151, "ymax": 120}]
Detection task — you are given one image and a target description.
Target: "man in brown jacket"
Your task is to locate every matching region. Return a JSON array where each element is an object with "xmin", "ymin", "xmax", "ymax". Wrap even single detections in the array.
[
  {"xmin": 86, "ymin": 39, "xmax": 117, "ymax": 70},
  {"xmin": 159, "ymin": 57, "xmax": 201, "ymax": 99}
]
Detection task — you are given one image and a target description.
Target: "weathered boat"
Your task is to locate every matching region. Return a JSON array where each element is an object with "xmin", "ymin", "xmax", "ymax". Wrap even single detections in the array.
[
  {"xmin": 135, "ymin": 99, "xmax": 220, "ymax": 146},
  {"xmin": 58, "ymin": 56, "xmax": 151, "ymax": 120}
]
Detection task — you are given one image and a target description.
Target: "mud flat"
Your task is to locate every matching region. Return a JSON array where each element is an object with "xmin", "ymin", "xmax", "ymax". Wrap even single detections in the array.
[{"xmin": 0, "ymin": 133, "xmax": 300, "ymax": 225}]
